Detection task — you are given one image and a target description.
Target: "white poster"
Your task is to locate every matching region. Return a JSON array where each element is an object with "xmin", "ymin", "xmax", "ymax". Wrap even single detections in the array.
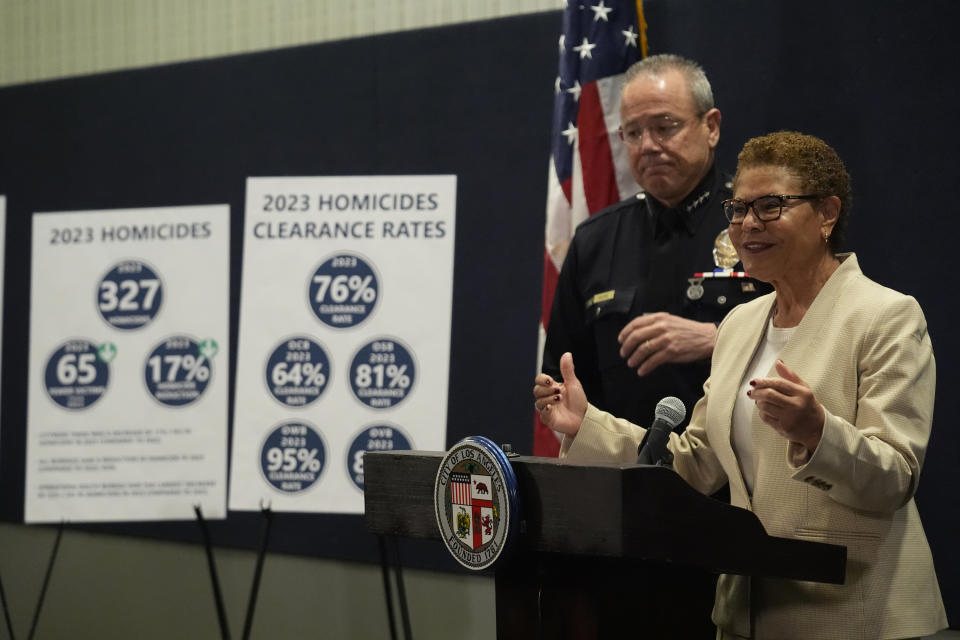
[
  {"xmin": 230, "ymin": 176, "xmax": 456, "ymax": 513},
  {"xmin": 26, "ymin": 205, "xmax": 230, "ymax": 523}
]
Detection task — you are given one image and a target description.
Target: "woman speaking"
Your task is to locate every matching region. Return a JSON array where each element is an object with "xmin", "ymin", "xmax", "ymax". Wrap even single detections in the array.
[{"xmin": 534, "ymin": 131, "xmax": 947, "ymax": 639}]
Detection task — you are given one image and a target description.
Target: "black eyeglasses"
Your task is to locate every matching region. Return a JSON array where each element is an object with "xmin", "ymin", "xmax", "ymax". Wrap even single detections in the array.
[{"xmin": 722, "ymin": 194, "xmax": 821, "ymax": 224}]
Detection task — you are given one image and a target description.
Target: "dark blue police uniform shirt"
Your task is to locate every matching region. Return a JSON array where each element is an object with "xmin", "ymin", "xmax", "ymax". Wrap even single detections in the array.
[{"xmin": 542, "ymin": 162, "xmax": 771, "ymax": 429}]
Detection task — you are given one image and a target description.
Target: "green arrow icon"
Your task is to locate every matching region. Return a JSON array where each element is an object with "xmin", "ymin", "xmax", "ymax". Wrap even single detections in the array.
[
  {"xmin": 98, "ymin": 342, "xmax": 117, "ymax": 363},
  {"xmin": 199, "ymin": 338, "xmax": 218, "ymax": 360}
]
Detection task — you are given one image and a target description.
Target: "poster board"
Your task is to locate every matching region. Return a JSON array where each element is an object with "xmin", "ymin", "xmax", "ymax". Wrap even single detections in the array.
[
  {"xmin": 230, "ymin": 176, "xmax": 456, "ymax": 513},
  {"xmin": 26, "ymin": 205, "xmax": 230, "ymax": 523}
]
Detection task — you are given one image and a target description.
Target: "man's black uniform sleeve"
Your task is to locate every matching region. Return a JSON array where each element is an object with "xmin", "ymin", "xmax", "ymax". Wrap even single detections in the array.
[{"xmin": 542, "ymin": 236, "xmax": 603, "ymax": 404}]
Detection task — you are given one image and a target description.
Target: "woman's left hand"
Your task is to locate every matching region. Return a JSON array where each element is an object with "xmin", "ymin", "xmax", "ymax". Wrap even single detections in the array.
[{"xmin": 748, "ymin": 359, "xmax": 825, "ymax": 453}]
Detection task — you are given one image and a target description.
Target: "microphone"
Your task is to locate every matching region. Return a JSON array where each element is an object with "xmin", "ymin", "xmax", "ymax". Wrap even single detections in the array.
[{"xmin": 636, "ymin": 396, "xmax": 686, "ymax": 466}]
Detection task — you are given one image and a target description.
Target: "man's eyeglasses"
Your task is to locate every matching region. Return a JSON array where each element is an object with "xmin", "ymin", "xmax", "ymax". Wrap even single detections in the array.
[
  {"xmin": 722, "ymin": 194, "xmax": 821, "ymax": 224},
  {"xmin": 618, "ymin": 115, "xmax": 690, "ymax": 148}
]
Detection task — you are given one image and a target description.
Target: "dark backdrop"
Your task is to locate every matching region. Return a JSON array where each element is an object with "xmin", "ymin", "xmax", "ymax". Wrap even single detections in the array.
[
  {"xmin": 0, "ymin": 1, "xmax": 956, "ymax": 626},
  {"xmin": 0, "ymin": 14, "xmax": 555, "ymax": 576}
]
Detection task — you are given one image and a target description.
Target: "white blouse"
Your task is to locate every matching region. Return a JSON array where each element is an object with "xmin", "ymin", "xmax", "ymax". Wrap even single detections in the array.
[{"xmin": 731, "ymin": 317, "xmax": 795, "ymax": 495}]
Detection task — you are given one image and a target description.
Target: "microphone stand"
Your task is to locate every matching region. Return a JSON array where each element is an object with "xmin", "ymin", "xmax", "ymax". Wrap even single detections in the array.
[{"xmin": 653, "ymin": 451, "xmax": 674, "ymax": 468}]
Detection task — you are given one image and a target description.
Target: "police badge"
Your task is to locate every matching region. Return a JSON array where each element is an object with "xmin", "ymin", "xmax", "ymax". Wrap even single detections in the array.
[
  {"xmin": 713, "ymin": 228, "xmax": 740, "ymax": 269},
  {"xmin": 433, "ymin": 436, "xmax": 520, "ymax": 571}
]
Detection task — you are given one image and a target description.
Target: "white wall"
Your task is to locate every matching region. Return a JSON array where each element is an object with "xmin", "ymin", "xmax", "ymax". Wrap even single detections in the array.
[{"xmin": 0, "ymin": 0, "xmax": 561, "ymax": 86}]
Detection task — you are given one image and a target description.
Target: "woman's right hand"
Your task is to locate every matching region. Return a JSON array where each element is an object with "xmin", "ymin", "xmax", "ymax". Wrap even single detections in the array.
[{"xmin": 533, "ymin": 352, "xmax": 588, "ymax": 436}]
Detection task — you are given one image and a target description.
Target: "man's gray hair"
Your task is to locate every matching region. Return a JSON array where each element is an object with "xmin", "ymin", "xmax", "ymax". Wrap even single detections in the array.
[{"xmin": 623, "ymin": 54, "xmax": 715, "ymax": 115}]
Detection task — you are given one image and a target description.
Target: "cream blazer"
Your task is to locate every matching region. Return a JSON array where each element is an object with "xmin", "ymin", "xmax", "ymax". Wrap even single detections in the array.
[{"xmin": 560, "ymin": 254, "xmax": 947, "ymax": 639}]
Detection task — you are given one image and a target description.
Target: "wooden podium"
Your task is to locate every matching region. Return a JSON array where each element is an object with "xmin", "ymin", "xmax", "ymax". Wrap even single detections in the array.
[{"xmin": 364, "ymin": 450, "xmax": 846, "ymax": 639}]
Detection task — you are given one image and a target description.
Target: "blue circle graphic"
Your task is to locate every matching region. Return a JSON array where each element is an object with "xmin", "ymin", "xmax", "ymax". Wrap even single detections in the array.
[
  {"xmin": 346, "ymin": 425, "xmax": 413, "ymax": 490},
  {"xmin": 348, "ymin": 338, "xmax": 416, "ymax": 409},
  {"xmin": 97, "ymin": 260, "xmax": 164, "ymax": 330},
  {"xmin": 44, "ymin": 339, "xmax": 112, "ymax": 410},
  {"xmin": 308, "ymin": 254, "xmax": 379, "ymax": 328},
  {"xmin": 265, "ymin": 336, "xmax": 331, "ymax": 407},
  {"xmin": 143, "ymin": 336, "xmax": 213, "ymax": 407},
  {"xmin": 260, "ymin": 421, "xmax": 326, "ymax": 493}
]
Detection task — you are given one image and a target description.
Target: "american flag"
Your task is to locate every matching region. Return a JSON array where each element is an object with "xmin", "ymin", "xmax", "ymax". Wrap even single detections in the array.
[
  {"xmin": 450, "ymin": 472, "xmax": 472, "ymax": 505},
  {"xmin": 534, "ymin": 1, "xmax": 647, "ymax": 456}
]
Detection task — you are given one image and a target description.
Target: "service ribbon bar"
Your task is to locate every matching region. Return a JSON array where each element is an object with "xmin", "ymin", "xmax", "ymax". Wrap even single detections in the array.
[{"xmin": 693, "ymin": 271, "xmax": 749, "ymax": 278}]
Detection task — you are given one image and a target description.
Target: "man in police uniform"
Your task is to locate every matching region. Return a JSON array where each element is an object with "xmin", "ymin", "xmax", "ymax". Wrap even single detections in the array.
[
  {"xmin": 543, "ymin": 54, "xmax": 767, "ymax": 431},
  {"xmin": 541, "ymin": 54, "xmax": 767, "ymax": 637}
]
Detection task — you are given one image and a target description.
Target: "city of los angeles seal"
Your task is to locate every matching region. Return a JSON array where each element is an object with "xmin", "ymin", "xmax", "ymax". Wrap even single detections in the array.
[{"xmin": 433, "ymin": 436, "xmax": 519, "ymax": 571}]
